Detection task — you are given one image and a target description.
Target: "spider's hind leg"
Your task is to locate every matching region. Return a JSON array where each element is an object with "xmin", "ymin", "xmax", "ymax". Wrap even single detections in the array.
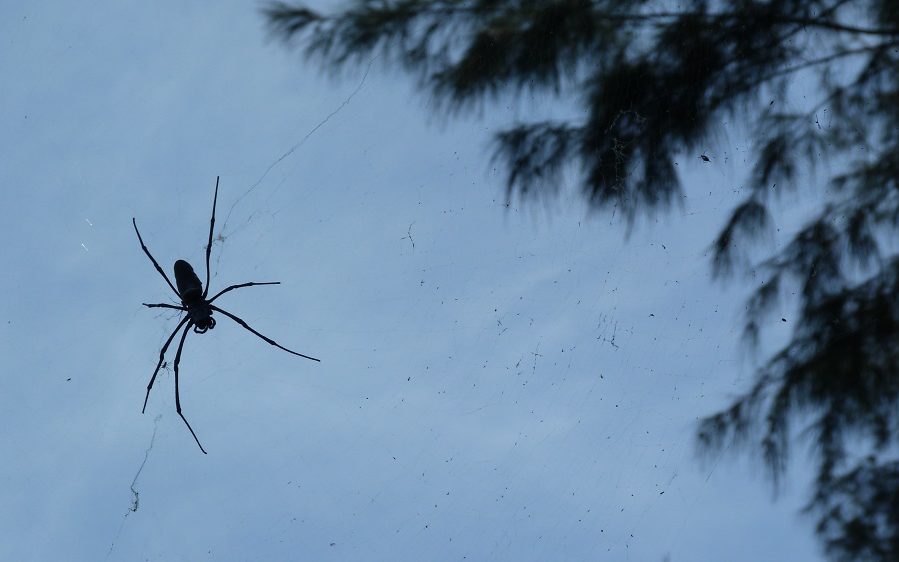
[
  {"xmin": 202, "ymin": 176, "xmax": 219, "ymax": 299},
  {"xmin": 132, "ymin": 218, "xmax": 181, "ymax": 298}
]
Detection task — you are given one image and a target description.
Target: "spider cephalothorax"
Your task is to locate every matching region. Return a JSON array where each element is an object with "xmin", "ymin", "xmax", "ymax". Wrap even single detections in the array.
[
  {"xmin": 174, "ymin": 260, "xmax": 216, "ymax": 333},
  {"xmin": 132, "ymin": 176, "xmax": 319, "ymax": 453}
]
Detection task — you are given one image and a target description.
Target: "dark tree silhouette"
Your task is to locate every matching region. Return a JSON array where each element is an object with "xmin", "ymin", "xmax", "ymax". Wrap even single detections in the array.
[{"xmin": 264, "ymin": 1, "xmax": 899, "ymax": 559}]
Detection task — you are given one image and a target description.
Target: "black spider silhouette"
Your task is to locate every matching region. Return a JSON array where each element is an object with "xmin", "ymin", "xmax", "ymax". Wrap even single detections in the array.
[{"xmin": 133, "ymin": 176, "xmax": 319, "ymax": 453}]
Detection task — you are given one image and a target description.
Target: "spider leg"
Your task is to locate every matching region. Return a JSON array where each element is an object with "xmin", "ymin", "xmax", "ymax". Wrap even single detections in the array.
[
  {"xmin": 132, "ymin": 218, "xmax": 181, "ymax": 298},
  {"xmin": 202, "ymin": 176, "xmax": 219, "ymax": 298},
  {"xmin": 210, "ymin": 304, "xmax": 320, "ymax": 362},
  {"xmin": 142, "ymin": 303, "xmax": 187, "ymax": 311},
  {"xmin": 143, "ymin": 316, "xmax": 190, "ymax": 413},
  {"xmin": 208, "ymin": 281, "xmax": 280, "ymax": 304},
  {"xmin": 172, "ymin": 320, "xmax": 208, "ymax": 454}
]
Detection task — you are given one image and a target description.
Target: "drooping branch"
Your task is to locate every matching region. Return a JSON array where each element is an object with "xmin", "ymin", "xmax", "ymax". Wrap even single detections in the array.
[{"xmin": 267, "ymin": 2, "xmax": 899, "ymax": 555}]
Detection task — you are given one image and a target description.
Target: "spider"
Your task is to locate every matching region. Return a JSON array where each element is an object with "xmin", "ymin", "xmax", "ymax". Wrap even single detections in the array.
[{"xmin": 133, "ymin": 176, "xmax": 319, "ymax": 454}]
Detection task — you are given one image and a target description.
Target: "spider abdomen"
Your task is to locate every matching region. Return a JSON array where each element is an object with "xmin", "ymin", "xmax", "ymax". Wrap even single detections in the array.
[
  {"xmin": 174, "ymin": 259, "xmax": 203, "ymax": 301},
  {"xmin": 174, "ymin": 260, "xmax": 216, "ymax": 332}
]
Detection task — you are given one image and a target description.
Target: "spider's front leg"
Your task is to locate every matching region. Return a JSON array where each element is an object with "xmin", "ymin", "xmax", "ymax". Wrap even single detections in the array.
[
  {"xmin": 171, "ymin": 320, "xmax": 207, "ymax": 454},
  {"xmin": 143, "ymin": 316, "xmax": 189, "ymax": 413}
]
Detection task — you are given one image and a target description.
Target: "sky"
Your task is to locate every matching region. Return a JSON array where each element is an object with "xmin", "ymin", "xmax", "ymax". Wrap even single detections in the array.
[{"xmin": 1, "ymin": 1, "xmax": 824, "ymax": 560}]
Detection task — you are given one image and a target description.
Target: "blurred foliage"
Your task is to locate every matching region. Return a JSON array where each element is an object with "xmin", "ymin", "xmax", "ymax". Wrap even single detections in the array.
[{"xmin": 265, "ymin": 0, "xmax": 899, "ymax": 558}]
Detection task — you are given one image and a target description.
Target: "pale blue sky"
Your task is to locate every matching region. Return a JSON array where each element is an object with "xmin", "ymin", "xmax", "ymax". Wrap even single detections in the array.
[{"xmin": 1, "ymin": 1, "xmax": 821, "ymax": 560}]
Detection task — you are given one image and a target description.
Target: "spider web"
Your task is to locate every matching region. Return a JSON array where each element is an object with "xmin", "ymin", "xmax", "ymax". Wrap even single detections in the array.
[
  {"xmin": 109, "ymin": 86, "xmax": 816, "ymax": 560},
  {"xmin": 113, "ymin": 54, "xmax": 815, "ymax": 562},
  {"xmin": 210, "ymin": 56, "xmax": 378, "ymax": 278},
  {"xmin": 0, "ymin": 4, "xmax": 825, "ymax": 561}
]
